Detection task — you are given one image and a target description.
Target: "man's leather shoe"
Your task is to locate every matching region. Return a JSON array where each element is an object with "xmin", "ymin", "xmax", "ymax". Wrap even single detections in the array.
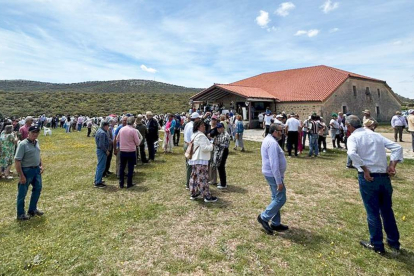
[
  {"xmin": 257, "ymin": 215, "xmax": 273, "ymax": 235},
  {"xmin": 126, "ymin": 183, "xmax": 136, "ymax": 189},
  {"xmin": 17, "ymin": 214, "xmax": 30, "ymax": 220},
  {"xmin": 28, "ymin": 209, "xmax": 44, "ymax": 217},
  {"xmin": 360, "ymin": 240, "xmax": 385, "ymax": 255},
  {"xmin": 270, "ymin": 224, "xmax": 289, "ymax": 232}
]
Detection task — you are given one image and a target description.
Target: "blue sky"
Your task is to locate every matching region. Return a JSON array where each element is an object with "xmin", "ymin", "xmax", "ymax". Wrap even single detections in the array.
[{"xmin": 0, "ymin": 0, "xmax": 413, "ymax": 98}]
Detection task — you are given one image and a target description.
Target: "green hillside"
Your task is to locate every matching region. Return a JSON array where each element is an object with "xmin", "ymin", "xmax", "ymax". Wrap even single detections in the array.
[{"xmin": 0, "ymin": 79, "xmax": 202, "ymax": 117}]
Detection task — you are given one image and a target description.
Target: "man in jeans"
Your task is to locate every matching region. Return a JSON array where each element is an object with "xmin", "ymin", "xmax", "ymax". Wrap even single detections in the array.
[
  {"xmin": 308, "ymin": 114, "xmax": 322, "ymax": 157},
  {"xmin": 257, "ymin": 123, "xmax": 288, "ymax": 235},
  {"xmin": 14, "ymin": 126, "xmax": 44, "ymax": 220},
  {"xmin": 94, "ymin": 121, "xmax": 110, "ymax": 188},
  {"xmin": 116, "ymin": 116, "xmax": 140, "ymax": 188},
  {"xmin": 347, "ymin": 115, "xmax": 403, "ymax": 254}
]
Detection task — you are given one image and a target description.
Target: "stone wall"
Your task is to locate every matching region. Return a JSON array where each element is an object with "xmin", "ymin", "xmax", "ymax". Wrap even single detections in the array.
[
  {"xmin": 276, "ymin": 102, "xmax": 323, "ymax": 120},
  {"xmin": 322, "ymin": 78, "xmax": 401, "ymax": 122}
]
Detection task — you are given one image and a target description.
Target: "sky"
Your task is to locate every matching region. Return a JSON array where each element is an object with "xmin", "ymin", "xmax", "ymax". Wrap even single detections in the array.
[{"xmin": 0, "ymin": 0, "xmax": 413, "ymax": 98}]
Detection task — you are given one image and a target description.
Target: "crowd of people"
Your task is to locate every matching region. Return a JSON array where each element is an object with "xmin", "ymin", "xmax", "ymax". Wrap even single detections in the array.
[{"xmin": 1, "ymin": 106, "xmax": 413, "ymax": 255}]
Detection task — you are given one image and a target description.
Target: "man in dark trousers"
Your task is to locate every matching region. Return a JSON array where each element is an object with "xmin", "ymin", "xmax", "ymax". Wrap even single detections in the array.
[
  {"xmin": 94, "ymin": 121, "xmax": 110, "ymax": 188},
  {"xmin": 135, "ymin": 115, "xmax": 149, "ymax": 163},
  {"xmin": 14, "ymin": 126, "xmax": 44, "ymax": 220},
  {"xmin": 146, "ymin": 111, "xmax": 159, "ymax": 162},
  {"xmin": 347, "ymin": 115, "xmax": 403, "ymax": 254}
]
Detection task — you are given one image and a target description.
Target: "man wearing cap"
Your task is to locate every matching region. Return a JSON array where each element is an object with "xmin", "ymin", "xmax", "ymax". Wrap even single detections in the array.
[
  {"xmin": 95, "ymin": 121, "xmax": 110, "ymax": 188},
  {"xmin": 346, "ymin": 115, "xmax": 403, "ymax": 254},
  {"xmin": 14, "ymin": 126, "xmax": 44, "ymax": 220},
  {"xmin": 391, "ymin": 111, "xmax": 407, "ymax": 142},
  {"xmin": 362, "ymin": 110, "xmax": 378, "ymax": 131},
  {"xmin": 407, "ymin": 110, "xmax": 414, "ymax": 152},
  {"xmin": 146, "ymin": 111, "xmax": 159, "ymax": 161},
  {"xmin": 183, "ymin": 112, "xmax": 201, "ymax": 189},
  {"xmin": 19, "ymin": 116, "xmax": 34, "ymax": 141}
]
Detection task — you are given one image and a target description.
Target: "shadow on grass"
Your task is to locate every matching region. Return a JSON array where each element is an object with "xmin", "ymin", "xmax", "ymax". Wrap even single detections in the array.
[
  {"xmin": 277, "ymin": 226, "xmax": 326, "ymax": 250},
  {"xmin": 100, "ymin": 184, "xmax": 149, "ymax": 193},
  {"xmin": 17, "ymin": 216, "xmax": 47, "ymax": 229},
  {"xmin": 382, "ymin": 248, "xmax": 414, "ymax": 271},
  {"xmin": 215, "ymin": 185, "xmax": 248, "ymax": 194},
  {"xmin": 194, "ymin": 197, "xmax": 231, "ymax": 209}
]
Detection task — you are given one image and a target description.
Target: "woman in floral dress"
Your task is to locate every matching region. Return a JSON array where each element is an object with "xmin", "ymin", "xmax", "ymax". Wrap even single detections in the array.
[{"xmin": 0, "ymin": 125, "xmax": 17, "ymax": 179}]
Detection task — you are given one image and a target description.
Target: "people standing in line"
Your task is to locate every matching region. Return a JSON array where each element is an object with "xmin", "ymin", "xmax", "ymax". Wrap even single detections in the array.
[
  {"xmin": 87, "ymin": 120, "xmax": 93, "ymax": 137},
  {"xmin": 188, "ymin": 120, "xmax": 217, "ymax": 202},
  {"xmin": 285, "ymin": 113, "xmax": 300, "ymax": 157},
  {"xmin": 264, "ymin": 111, "xmax": 273, "ymax": 136},
  {"xmin": 308, "ymin": 114, "xmax": 322, "ymax": 157},
  {"xmin": 302, "ymin": 116, "xmax": 310, "ymax": 150},
  {"xmin": 234, "ymin": 115, "xmax": 245, "ymax": 152},
  {"xmin": 407, "ymin": 110, "xmax": 414, "ymax": 152},
  {"xmin": 183, "ymin": 112, "xmax": 201, "ymax": 190},
  {"xmin": 163, "ymin": 114, "xmax": 175, "ymax": 153},
  {"xmin": 103, "ymin": 119, "xmax": 115, "ymax": 178},
  {"xmin": 146, "ymin": 111, "xmax": 159, "ymax": 162},
  {"xmin": 113, "ymin": 116, "xmax": 127, "ymax": 178},
  {"xmin": 212, "ymin": 123, "xmax": 230, "ymax": 189},
  {"xmin": 19, "ymin": 116, "xmax": 33, "ymax": 141},
  {"xmin": 257, "ymin": 123, "xmax": 288, "ymax": 235},
  {"xmin": 14, "ymin": 126, "xmax": 44, "ymax": 220},
  {"xmin": 65, "ymin": 117, "xmax": 71, "ymax": 133},
  {"xmin": 362, "ymin": 110, "xmax": 378, "ymax": 131},
  {"xmin": 296, "ymin": 114, "xmax": 303, "ymax": 154},
  {"xmin": 173, "ymin": 114, "xmax": 182, "ymax": 146},
  {"xmin": 1, "ymin": 125, "xmax": 18, "ymax": 179},
  {"xmin": 391, "ymin": 111, "xmax": 407, "ymax": 142},
  {"xmin": 94, "ymin": 121, "xmax": 110, "ymax": 188},
  {"xmin": 116, "ymin": 116, "xmax": 140, "ymax": 189},
  {"xmin": 346, "ymin": 115, "xmax": 403, "ymax": 255},
  {"xmin": 135, "ymin": 115, "xmax": 149, "ymax": 164},
  {"xmin": 318, "ymin": 117, "xmax": 328, "ymax": 153},
  {"xmin": 329, "ymin": 113, "xmax": 342, "ymax": 149},
  {"xmin": 207, "ymin": 116, "xmax": 219, "ymax": 185}
]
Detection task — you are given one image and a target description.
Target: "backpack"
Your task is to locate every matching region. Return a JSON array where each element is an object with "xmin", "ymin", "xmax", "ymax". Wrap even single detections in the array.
[{"xmin": 185, "ymin": 134, "xmax": 200, "ymax": 159}]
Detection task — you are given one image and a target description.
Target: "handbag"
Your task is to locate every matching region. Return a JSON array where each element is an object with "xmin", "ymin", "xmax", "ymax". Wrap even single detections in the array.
[{"xmin": 184, "ymin": 134, "xmax": 200, "ymax": 159}]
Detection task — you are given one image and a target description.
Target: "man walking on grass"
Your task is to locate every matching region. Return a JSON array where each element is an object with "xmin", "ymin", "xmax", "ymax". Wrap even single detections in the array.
[
  {"xmin": 14, "ymin": 126, "xmax": 44, "ymax": 220},
  {"xmin": 346, "ymin": 115, "xmax": 403, "ymax": 255},
  {"xmin": 257, "ymin": 123, "xmax": 289, "ymax": 235}
]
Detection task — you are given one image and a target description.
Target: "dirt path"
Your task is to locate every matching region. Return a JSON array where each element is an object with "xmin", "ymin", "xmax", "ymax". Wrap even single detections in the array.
[{"xmin": 243, "ymin": 129, "xmax": 414, "ymax": 159}]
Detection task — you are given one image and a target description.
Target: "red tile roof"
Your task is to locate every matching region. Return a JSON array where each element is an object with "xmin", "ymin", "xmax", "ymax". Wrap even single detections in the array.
[
  {"xmin": 227, "ymin": 65, "xmax": 385, "ymax": 102},
  {"xmin": 216, "ymin": 84, "xmax": 277, "ymax": 99}
]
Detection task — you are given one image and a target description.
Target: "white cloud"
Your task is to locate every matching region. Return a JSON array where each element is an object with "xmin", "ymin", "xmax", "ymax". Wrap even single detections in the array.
[
  {"xmin": 329, "ymin": 28, "xmax": 339, "ymax": 33},
  {"xmin": 321, "ymin": 0, "xmax": 339, "ymax": 13},
  {"xmin": 295, "ymin": 30, "xmax": 308, "ymax": 36},
  {"xmin": 393, "ymin": 40, "xmax": 403, "ymax": 45},
  {"xmin": 256, "ymin": 10, "xmax": 270, "ymax": 28},
  {"xmin": 295, "ymin": 29, "xmax": 320, "ymax": 37},
  {"xmin": 275, "ymin": 2, "xmax": 295, "ymax": 17},
  {"xmin": 140, "ymin": 65, "xmax": 157, "ymax": 73},
  {"xmin": 266, "ymin": 26, "xmax": 279, "ymax": 32}
]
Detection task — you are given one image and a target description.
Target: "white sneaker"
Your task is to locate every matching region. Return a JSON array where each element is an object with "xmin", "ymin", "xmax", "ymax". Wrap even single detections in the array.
[{"xmin": 204, "ymin": 196, "xmax": 218, "ymax": 203}]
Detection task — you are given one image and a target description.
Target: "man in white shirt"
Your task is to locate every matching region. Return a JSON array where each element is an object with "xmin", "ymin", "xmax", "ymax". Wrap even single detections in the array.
[
  {"xmin": 346, "ymin": 115, "xmax": 403, "ymax": 255},
  {"xmin": 285, "ymin": 114, "xmax": 301, "ymax": 157},
  {"xmin": 183, "ymin": 112, "xmax": 201, "ymax": 189},
  {"xmin": 263, "ymin": 113, "xmax": 273, "ymax": 136},
  {"xmin": 390, "ymin": 111, "xmax": 407, "ymax": 142}
]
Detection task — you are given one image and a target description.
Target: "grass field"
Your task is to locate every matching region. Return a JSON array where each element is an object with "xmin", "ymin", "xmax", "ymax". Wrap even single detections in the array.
[{"xmin": 0, "ymin": 128, "xmax": 413, "ymax": 275}]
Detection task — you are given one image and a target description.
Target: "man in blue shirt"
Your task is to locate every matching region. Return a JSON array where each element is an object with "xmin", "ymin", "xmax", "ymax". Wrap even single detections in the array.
[
  {"xmin": 257, "ymin": 123, "xmax": 288, "ymax": 235},
  {"xmin": 94, "ymin": 121, "xmax": 110, "ymax": 188}
]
